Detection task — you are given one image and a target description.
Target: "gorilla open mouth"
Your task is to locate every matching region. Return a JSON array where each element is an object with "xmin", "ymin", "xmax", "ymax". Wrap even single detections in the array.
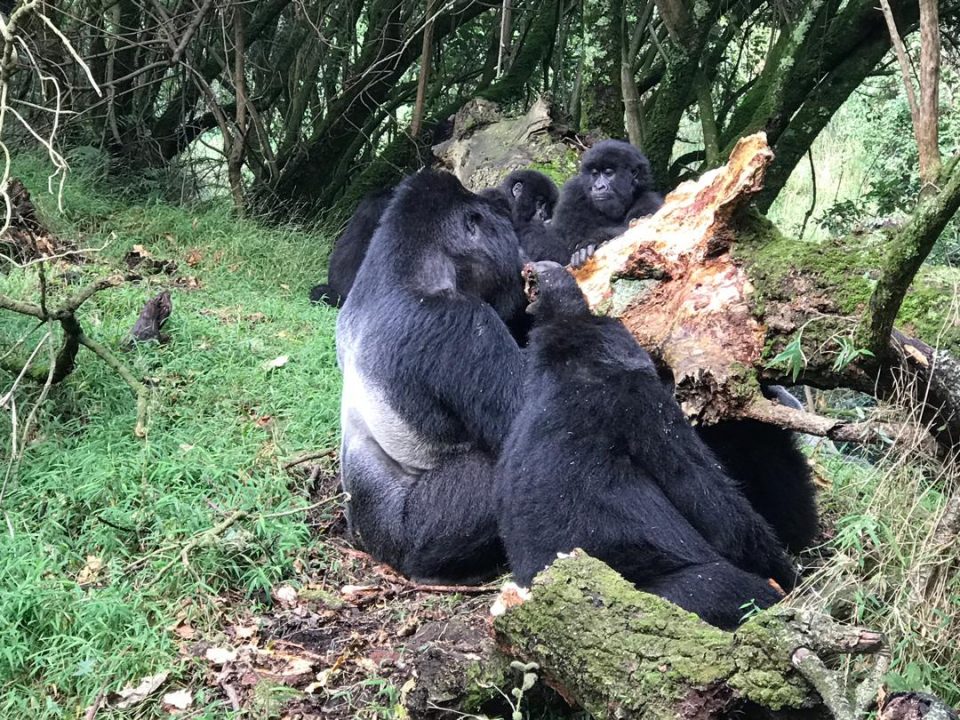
[{"xmin": 522, "ymin": 263, "xmax": 540, "ymax": 312}]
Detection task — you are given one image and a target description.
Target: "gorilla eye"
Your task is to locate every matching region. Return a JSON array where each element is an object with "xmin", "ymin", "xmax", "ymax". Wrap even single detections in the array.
[
  {"xmin": 603, "ymin": 168, "xmax": 614, "ymax": 177},
  {"xmin": 590, "ymin": 169, "xmax": 599, "ymax": 178}
]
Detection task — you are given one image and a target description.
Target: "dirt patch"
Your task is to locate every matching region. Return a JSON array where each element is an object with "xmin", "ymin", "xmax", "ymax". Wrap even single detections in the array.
[{"xmin": 180, "ymin": 462, "xmax": 517, "ymax": 719}]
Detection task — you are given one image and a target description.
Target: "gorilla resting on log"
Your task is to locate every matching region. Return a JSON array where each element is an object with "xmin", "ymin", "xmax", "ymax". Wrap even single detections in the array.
[
  {"xmin": 496, "ymin": 261, "xmax": 794, "ymax": 629},
  {"xmin": 552, "ymin": 140, "xmax": 664, "ymax": 265},
  {"xmin": 336, "ymin": 170, "xmax": 525, "ymax": 583}
]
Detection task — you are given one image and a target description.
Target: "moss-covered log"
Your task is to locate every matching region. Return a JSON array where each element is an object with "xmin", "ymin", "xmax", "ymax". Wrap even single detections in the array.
[{"xmin": 493, "ymin": 553, "xmax": 893, "ymax": 720}]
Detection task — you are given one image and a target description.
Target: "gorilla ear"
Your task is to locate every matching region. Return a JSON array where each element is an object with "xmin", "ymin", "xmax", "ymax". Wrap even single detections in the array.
[
  {"xmin": 512, "ymin": 182, "xmax": 524, "ymax": 199},
  {"xmin": 465, "ymin": 210, "xmax": 483, "ymax": 237}
]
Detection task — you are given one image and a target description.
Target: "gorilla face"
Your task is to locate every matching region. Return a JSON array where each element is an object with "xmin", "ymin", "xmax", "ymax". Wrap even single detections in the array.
[
  {"xmin": 579, "ymin": 140, "xmax": 654, "ymax": 221},
  {"xmin": 583, "ymin": 162, "xmax": 630, "ymax": 218},
  {"xmin": 522, "ymin": 261, "xmax": 589, "ymax": 319},
  {"xmin": 500, "ymin": 170, "xmax": 559, "ymax": 226},
  {"xmin": 452, "ymin": 191, "xmax": 525, "ymax": 318}
]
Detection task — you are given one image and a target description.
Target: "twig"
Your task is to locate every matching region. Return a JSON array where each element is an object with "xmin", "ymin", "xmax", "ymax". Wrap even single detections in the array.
[
  {"xmin": 258, "ymin": 494, "xmax": 345, "ymax": 520},
  {"xmin": 128, "ymin": 497, "xmax": 347, "ymax": 580},
  {"xmin": 740, "ymin": 397, "xmax": 934, "ymax": 450},
  {"xmin": 57, "ymin": 275, "xmax": 125, "ymax": 316},
  {"xmin": 35, "ymin": 13, "xmax": 102, "ymax": 97},
  {"xmin": 153, "ymin": 509, "xmax": 250, "ymax": 578},
  {"xmin": 78, "ymin": 334, "xmax": 150, "ymax": 438},
  {"xmin": 283, "ymin": 447, "xmax": 337, "ymax": 469}
]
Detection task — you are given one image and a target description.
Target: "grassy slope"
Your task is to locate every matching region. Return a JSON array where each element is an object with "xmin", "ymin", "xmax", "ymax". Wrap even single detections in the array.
[
  {"xmin": 3, "ymin": 153, "xmax": 960, "ymax": 718},
  {"xmin": 0, "ymin": 158, "xmax": 341, "ymax": 718}
]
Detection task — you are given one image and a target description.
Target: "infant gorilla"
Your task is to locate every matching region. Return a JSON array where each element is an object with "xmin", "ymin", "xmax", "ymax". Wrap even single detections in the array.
[{"xmin": 496, "ymin": 262, "xmax": 794, "ymax": 629}]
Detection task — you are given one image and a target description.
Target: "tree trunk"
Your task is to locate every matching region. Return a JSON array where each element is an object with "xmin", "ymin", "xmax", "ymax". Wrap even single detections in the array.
[
  {"xmin": 572, "ymin": 132, "xmax": 960, "ymax": 451},
  {"xmin": 918, "ymin": 0, "xmax": 942, "ymax": 194},
  {"xmin": 411, "ymin": 0, "xmax": 436, "ymax": 138}
]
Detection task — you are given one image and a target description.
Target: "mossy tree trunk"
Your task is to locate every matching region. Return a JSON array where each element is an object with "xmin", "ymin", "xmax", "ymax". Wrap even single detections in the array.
[{"xmin": 580, "ymin": 0, "xmax": 624, "ymax": 136}]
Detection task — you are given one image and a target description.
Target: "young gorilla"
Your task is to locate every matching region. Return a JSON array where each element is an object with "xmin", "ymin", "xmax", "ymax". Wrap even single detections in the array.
[
  {"xmin": 697, "ymin": 386, "xmax": 819, "ymax": 553},
  {"xmin": 496, "ymin": 262, "xmax": 795, "ymax": 628},
  {"xmin": 309, "ymin": 187, "xmax": 396, "ymax": 307},
  {"xmin": 337, "ymin": 170, "xmax": 525, "ymax": 583},
  {"xmin": 552, "ymin": 140, "xmax": 663, "ymax": 265},
  {"xmin": 495, "ymin": 170, "xmax": 569, "ymax": 264}
]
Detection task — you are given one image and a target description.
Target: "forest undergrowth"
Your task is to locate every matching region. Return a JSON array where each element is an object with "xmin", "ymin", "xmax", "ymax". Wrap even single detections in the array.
[{"xmin": 1, "ymin": 154, "xmax": 960, "ymax": 717}]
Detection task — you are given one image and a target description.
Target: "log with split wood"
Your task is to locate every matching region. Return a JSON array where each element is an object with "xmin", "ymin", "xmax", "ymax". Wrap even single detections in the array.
[{"xmin": 569, "ymin": 132, "xmax": 960, "ymax": 453}]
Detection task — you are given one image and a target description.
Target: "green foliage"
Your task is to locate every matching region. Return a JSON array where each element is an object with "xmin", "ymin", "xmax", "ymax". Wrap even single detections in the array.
[
  {"xmin": 791, "ymin": 435, "xmax": 960, "ymax": 706},
  {"xmin": 830, "ymin": 337, "xmax": 874, "ymax": 373},
  {"xmin": 770, "ymin": 63, "xmax": 960, "ymax": 266},
  {"xmin": 764, "ymin": 331, "xmax": 807, "ymax": 382},
  {"xmin": 0, "ymin": 155, "xmax": 340, "ymax": 717}
]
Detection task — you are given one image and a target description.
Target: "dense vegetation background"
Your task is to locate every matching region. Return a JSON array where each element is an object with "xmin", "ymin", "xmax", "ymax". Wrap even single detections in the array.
[{"xmin": 1, "ymin": 0, "xmax": 959, "ymax": 717}]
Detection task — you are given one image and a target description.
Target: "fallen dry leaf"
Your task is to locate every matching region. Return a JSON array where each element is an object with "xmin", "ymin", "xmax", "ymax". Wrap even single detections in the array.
[
  {"xmin": 273, "ymin": 585, "xmax": 298, "ymax": 607},
  {"xmin": 76, "ymin": 555, "xmax": 103, "ymax": 586},
  {"xmin": 205, "ymin": 647, "xmax": 238, "ymax": 665},
  {"xmin": 186, "ymin": 249, "xmax": 203, "ymax": 267},
  {"xmin": 162, "ymin": 688, "xmax": 193, "ymax": 711},
  {"xmin": 233, "ymin": 624, "xmax": 257, "ymax": 640},
  {"xmin": 341, "ymin": 584, "xmax": 379, "ymax": 600},
  {"xmin": 262, "ymin": 355, "xmax": 289, "ymax": 371},
  {"xmin": 113, "ymin": 671, "xmax": 170, "ymax": 709},
  {"xmin": 172, "ymin": 622, "xmax": 195, "ymax": 640}
]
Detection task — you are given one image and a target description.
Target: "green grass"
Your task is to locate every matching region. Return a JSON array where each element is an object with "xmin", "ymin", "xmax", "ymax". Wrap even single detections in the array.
[
  {"xmin": 0, "ymin": 156, "xmax": 340, "ymax": 717},
  {"xmin": 793, "ymin": 427, "xmax": 960, "ymax": 706}
]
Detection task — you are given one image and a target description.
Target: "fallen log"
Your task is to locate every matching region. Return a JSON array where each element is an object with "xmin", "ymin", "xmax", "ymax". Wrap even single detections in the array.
[
  {"xmin": 493, "ymin": 552, "xmax": 892, "ymax": 720},
  {"xmin": 570, "ymin": 132, "xmax": 960, "ymax": 451}
]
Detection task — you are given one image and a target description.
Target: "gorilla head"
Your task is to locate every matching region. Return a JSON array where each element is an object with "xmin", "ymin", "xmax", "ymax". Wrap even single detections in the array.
[
  {"xmin": 551, "ymin": 140, "xmax": 663, "ymax": 259},
  {"xmin": 522, "ymin": 261, "xmax": 588, "ymax": 320},
  {"xmin": 381, "ymin": 170, "xmax": 523, "ymax": 319},
  {"xmin": 499, "ymin": 170, "xmax": 559, "ymax": 225},
  {"xmin": 579, "ymin": 140, "xmax": 655, "ymax": 220}
]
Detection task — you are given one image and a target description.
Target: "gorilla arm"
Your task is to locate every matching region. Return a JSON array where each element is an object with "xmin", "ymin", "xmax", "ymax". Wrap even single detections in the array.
[
  {"xmin": 416, "ymin": 293, "xmax": 524, "ymax": 454},
  {"xmin": 627, "ymin": 190, "xmax": 664, "ymax": 220}
]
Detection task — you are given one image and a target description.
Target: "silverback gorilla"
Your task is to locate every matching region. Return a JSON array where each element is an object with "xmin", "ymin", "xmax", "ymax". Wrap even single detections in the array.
[
  {"xmin": 496, "ymin": 262, "xmax": 795, "ymax": 628},
  {"xmin": 312, "ymin": 169, "xmax": 562, "ymax": 307},
  {"xmin": 337, "ymin": 170, "xmax": 525, "ymax": 583},
  {"xmin": 552, "ymin": 140, "xmax": 663, "ymax": 263}
]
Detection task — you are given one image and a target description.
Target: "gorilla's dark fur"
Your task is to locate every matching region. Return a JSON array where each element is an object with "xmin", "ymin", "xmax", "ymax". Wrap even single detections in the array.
[
  {"xmin": 312, "ymin": 169, "xmax": 564, "ymax": 307},
  {"xmin": 337, "ymin": 170, "xmax": 525, "ymax": 583},
  {"xmin": 479, "ymin": 169, "xmax": 568, "ymax": 264},
  {"xmin": 552, "ymin": 140, "xmax": 663, "ymax": 260},
  {"xmin": 309, "ymin": 188, "xmax": 396, "ymax": 307},
  {"xmin": 496, "ymin": 262, "xmax": 794, "ymax": 628},
  {"xmin": 697, "ymin": 386, "xmax": 818, "ymax": 553}
]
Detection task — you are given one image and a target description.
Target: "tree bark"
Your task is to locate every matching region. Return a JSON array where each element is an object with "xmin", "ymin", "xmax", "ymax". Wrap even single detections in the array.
[
  {"xmin": 411, "ymin": 0, "xmax": 436, "ymax": 138},
  {"xmin": 493, "ymin": 553, "xmax": 890, "ymax": 720},
  {"xmin": 572, "ymin": 132, "xmax": 960, "ymax": 450}
]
